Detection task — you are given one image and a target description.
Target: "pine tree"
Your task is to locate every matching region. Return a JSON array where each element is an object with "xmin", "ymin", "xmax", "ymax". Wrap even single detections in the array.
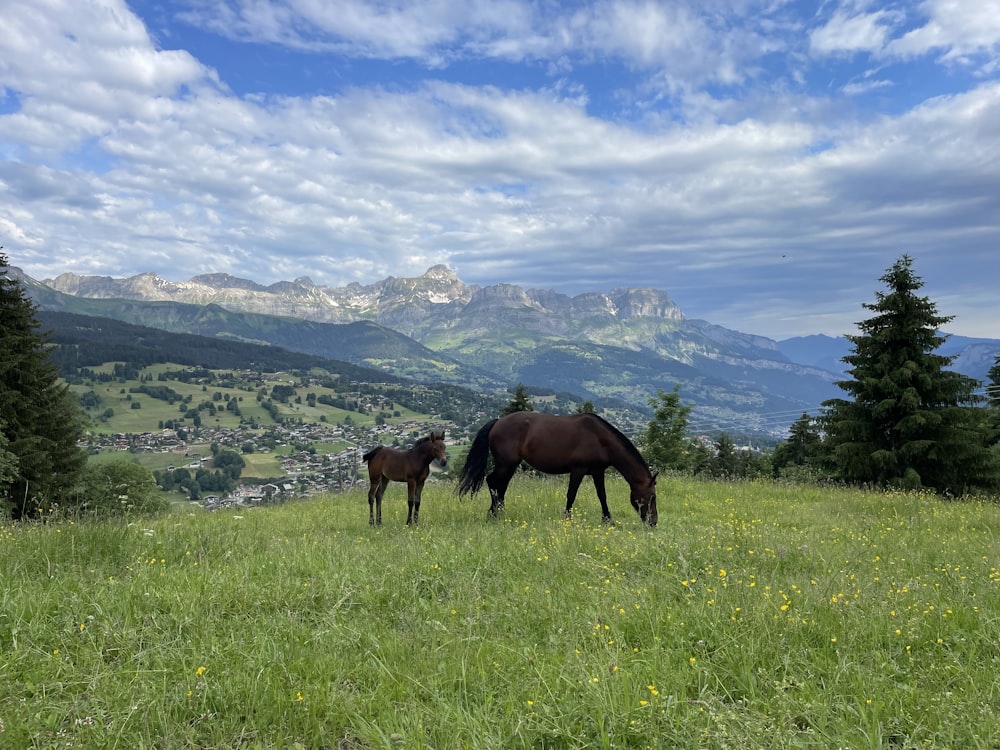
[
  {"xmin": 772, "ymin": 412, "xmax": 823, "ymax": 476},
  {"xmin": 709, "ymin": 433, "xmax": 739, "ymax": 478},
  {"xmin": 500, "ymin": 383, "xmax": 534, "ymax": 415},
  {"xmin": 0, "ymin": 252, "xmax": 88, "ymax": 517},
  {"xmin": 0, "ymin": 420, "xmax": 18, "ymax": 487},
  {"xmin": 820, "ymin": 255, "xmax": 993, "ymax": 493},
  {"xmin": 987, "ymin": 356, "xmax": 1000, "ymax": 413},
  {"xmin": 986, "ymin": 356, "xmax": 1000, "ymax": 451}
]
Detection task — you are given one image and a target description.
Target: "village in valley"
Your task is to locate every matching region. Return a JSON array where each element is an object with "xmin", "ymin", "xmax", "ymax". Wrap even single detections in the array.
[
  {"xmin": 71, "ymin": 365, "xmax": 482, "ymax": 511},
  {"xmin": 82, "ymin": 418, "xmax": 459, "ymax": 510}
]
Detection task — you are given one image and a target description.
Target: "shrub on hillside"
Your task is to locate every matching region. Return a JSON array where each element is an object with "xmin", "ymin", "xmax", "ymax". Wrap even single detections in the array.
[{"xmin": 70, "ymin": 460, "xmax": 168, "ymax": 518}]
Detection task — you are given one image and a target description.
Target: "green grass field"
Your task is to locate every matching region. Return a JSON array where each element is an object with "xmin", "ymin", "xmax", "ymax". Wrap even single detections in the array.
[
  {"xmin": 70, "ymin": 364, "xmax": 428, "ymax": 438},
  {"xmin": 3, "ymin": 476, "xmax": 1000, "ymax": 749}
]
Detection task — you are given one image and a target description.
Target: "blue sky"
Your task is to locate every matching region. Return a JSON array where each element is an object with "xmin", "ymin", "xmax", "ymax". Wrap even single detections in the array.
[{"xmin": 1, "ymin": 0, "xmax": 999, "ymax": 340}]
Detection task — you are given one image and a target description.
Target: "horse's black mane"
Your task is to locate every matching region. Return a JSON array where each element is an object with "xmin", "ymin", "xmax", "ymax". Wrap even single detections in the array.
[{"xmin": 582, "ymin": 413, "xmax": 653, "ymax": 477}]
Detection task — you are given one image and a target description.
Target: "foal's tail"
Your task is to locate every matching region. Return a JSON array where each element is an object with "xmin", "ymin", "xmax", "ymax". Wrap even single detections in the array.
[
  {"xmin": 361, "ymin": 446, "xmax": 382, "ymax": 463},
  {"xmin": 457, "ymin": 418, "xmax": 497, "ymax": 497}
]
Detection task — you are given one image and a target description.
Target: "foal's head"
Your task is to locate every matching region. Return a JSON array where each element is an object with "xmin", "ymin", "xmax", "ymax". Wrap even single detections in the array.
[{"xmin": 427, "ymin": 429, "xmax": 448, "ymax": 467}]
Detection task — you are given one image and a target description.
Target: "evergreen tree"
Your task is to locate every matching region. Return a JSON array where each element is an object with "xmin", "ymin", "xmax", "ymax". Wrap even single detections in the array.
[
  {"xmin": 772, "ymin": 412, "xmax": 823, "ymax": 477},
  {"xmin": 985, "ymin": 356, "xmax": 1000, "ymax": 451},
  {"xmin": 501, "ymin": 383, "xmax": 534, "ymax": 415},
  {"xmin": 819, "ymin": 255, "xmax": 993, "ymax": 493},
  {"xmin": 0, "ymin": 252, "xmax": 87, "ymax": 517},
  {"xmin": 989, "ymin": 357, "xmax": 1000, "ymax": 408},
  {"xmin": 641, "ymin": 385, "xmax": 695, "ymax": 472},
  {"xmin": 0, "ymin": 420, "xmax": 19, "ymax": 487},
  {"xmin": 708, "ymin": 432, "xmax": 739, "ymax": 478}
]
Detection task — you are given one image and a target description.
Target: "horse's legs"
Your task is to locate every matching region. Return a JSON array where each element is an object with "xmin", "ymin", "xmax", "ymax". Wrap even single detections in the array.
[
  {"xmin": 485, "ymin": 461, "xmax": 517, "ymax": 518},
  {"xmin": 367, "ymin": 477, "xmax": 379, "ymax": 526},
  {"xmin": 591, "ymin": 471, "xmax": 613, "ymax": 524},
  {"xmin": 564, "ymin": 470, "xmax": 586, "ymax": 519},
  {"xmin": 406, "ymin": 479, "xmax": 417, "ymax": 526},
  {"xmin": 409, "ymin": 481, "xmax": 424, "ymax": 526},
  {"xmin": 373, "ymin": 476, "xmax": 389, "ymax": 526}
]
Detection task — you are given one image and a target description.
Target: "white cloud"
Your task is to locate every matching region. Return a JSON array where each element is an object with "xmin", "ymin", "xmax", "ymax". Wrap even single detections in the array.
[
  {"xmin": 172, "ymin": 0, "xmax": 785, "ymax": 88},
  {"xmin": 810, "ymin": 10, "xmax": 896, "ymax": 56},
  {"xmin": 842, "ymin": 77, "xmax": 892, "ymax": 95},
  {"xmin": 177, "ymin": 0, "xmax": 536, "ymax": 60},
  {"xmin": 0, "ymin": 0, "xmax": 212, "ymax": 153},
  {"xmin": 888, "ymin": 0, "xmax": 1000, "ymax": 64}
]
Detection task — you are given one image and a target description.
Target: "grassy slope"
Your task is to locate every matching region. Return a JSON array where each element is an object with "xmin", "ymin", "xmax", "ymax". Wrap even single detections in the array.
[
  {"xmin": 3, "ymin": 477, "xmax": 1000, "ymax": 749},
  {"xmin": 71, "ymin": 363, "xmax": 377, "ymax": 436}
]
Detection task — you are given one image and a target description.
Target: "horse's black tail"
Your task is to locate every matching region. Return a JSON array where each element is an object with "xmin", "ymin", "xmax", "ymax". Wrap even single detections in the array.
[
  {"xmin": 361, "ymin": 446, "xmax": 382, "ymax": 463},
  {"xmin": 457, "ymin": 418, "xmax": 497, "ymax": 497}
]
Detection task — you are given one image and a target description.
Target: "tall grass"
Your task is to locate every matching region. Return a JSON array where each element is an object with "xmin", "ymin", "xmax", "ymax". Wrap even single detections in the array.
[{"xmin": 2, "ymin": 476, "xmax": 1000, "ymax": 749}]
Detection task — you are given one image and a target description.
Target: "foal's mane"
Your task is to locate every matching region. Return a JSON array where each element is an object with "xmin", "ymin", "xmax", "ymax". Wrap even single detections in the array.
[
  {"xmin": 583, "ymin": 414, "xmax": 653, "ymax": 478},
  {"xmin": 412, "ymin": 433, "xmax": 443, "ymax": 449}
]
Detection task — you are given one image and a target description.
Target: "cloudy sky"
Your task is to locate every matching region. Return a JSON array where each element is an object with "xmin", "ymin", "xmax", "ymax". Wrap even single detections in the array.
[{"xmin": 1, "ymin": 0, "xmax": 998, "ymax": 340}]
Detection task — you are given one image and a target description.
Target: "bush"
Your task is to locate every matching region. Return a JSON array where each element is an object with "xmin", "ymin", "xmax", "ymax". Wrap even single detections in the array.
[{"xmin": 70, "ymin": 460, "xmax": 169, "ymax": 518}]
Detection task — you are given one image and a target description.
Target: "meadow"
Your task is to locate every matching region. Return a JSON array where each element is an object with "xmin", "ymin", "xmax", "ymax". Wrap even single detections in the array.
[
  {"xmin": 69, "ymin": 363, "xmax": 422, "ymax": 438},
  {"xmin": 3, "ymin": 476, "xmax": 1000, "ymax": 749}
]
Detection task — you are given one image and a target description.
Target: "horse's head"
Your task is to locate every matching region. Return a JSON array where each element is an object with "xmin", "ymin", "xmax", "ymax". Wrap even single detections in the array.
[
  {"xmin": 430, "ymin": 430, "xmax": 448, "ymax": 467},
  {"xmin": 630, "ymin": 471, "xmax": 658, "ymax": 527}
]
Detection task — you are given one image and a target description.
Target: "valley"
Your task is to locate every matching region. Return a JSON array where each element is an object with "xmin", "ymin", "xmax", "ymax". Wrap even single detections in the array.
[{"xmin": 69, "ymin": 361, "xmax": 499, "ymax": 509}]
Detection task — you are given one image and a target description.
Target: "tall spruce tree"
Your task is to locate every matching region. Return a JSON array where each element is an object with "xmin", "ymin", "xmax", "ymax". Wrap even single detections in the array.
[
  {"xmin": 500, "ymin": 383, "xmax": 535, "ymax": 415},
  {"xmin": 820, "ymin": 255, "xmax": 993, "ymax": 493},
  {"xmin": 772, "ymin": 412, "xmax": 823, "ymax": 475},
  {"xmin": 987, "ymin": 356, "xmax": 1000, "ymax": 415},
  {"xmin": 0, "ymin": 253, "xmax": 87, "ymax": 517},
  {"xmin": 986, "ymin": 356, "xmax": 1000, "ymax": 451}
]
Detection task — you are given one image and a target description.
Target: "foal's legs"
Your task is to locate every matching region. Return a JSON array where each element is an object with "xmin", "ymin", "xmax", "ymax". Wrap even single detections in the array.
[
  {"xmin": 406, "ymin": 479, "xmax": 418, "ymax": 526},
  {"xmin": 408, "ymin": 481, "xmax": 427, "ymax": 526},
  {"xmin": 368, "ymin": 475, "xmax": 388, "ymax": 526}
]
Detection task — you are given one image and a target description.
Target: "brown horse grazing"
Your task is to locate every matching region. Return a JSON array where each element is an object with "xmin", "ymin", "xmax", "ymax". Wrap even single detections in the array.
[
  {"xmin": 457, "ymin": 412, "xmax": 658, "ymax": 526},
  {"xmin": 363, "ymin": 430, "xmax": 448, "ymax": 526}
]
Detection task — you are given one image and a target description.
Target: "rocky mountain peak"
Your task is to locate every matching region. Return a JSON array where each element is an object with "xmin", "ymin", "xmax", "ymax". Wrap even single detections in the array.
[
  {"xmin": 609, "ymin": 288, "xmax": 683, "ymax": 320},
  {"xmin": 189, "ymin": 273, "xmax": 266, "ymax": 291},
  {"xmin": 45, "ymin": 271, "xmax": 183, "ymax": 300},
  {"xmin": 377, "ymin": 264, "xmax": 474, "ymax": 307},
  {"xmin": 423, "ymin": 264, "xmax": 459, "ymax": 282}
]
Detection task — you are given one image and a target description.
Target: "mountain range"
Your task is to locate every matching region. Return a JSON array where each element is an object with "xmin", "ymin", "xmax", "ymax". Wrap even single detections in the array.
[{"xmin": 15, "ymin": 265, "xmax": 999, "ymax": 437}]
